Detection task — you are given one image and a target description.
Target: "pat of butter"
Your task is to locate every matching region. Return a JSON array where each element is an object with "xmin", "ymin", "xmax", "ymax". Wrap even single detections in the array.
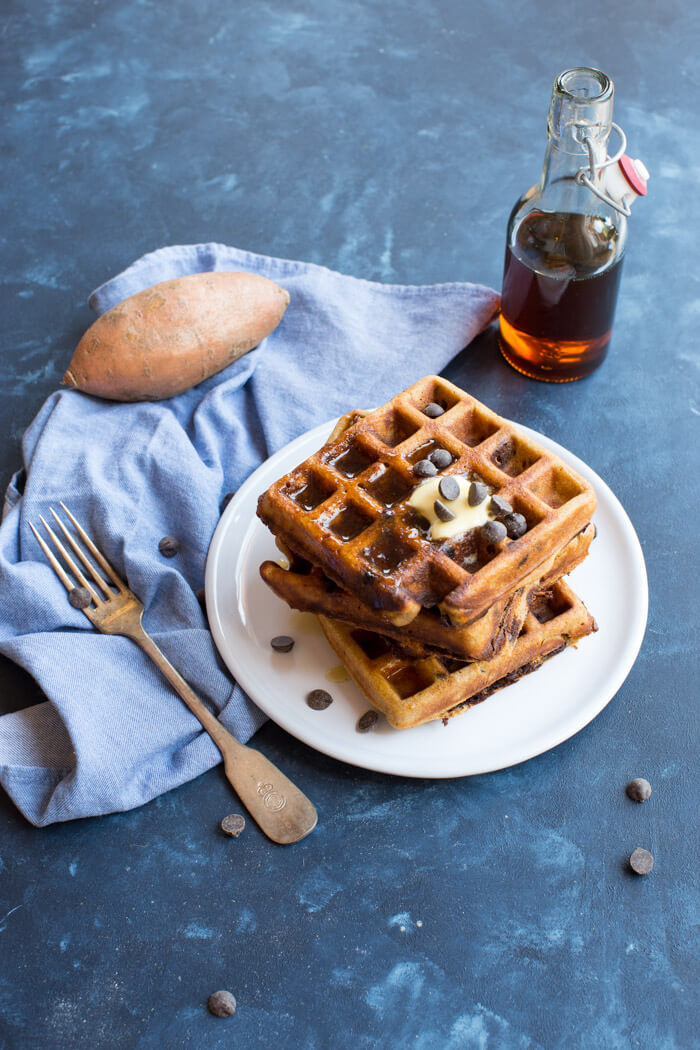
[{"xmin": 407, "ymin": 475, "xmax": 493, "ymax": 541}]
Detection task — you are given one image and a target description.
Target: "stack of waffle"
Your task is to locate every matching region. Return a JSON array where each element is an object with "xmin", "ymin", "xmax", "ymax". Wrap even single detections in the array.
[{"xmin": 256, "ymin": 376, "xmax": 597, "ymax": 729}]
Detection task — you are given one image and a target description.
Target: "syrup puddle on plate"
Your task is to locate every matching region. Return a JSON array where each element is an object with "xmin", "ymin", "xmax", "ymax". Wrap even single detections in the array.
[
  {"xmin": 288, "ymin": 610, "xmax": 324, "ymax": 637},
  {"xmin": 325, "ymin": 664, "xmax": 351, "ymax": 683}
]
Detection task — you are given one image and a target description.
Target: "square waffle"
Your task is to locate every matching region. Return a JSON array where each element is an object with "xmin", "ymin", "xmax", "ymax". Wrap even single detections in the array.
[
  {"xmin": 260, "ymin": 522, "xmax": 595, "ymax": 661},
  {"xmin": 257, "ymin": 376, "xmax": 596, "ymax": 626},
  {"xmin": 319, "ymin": 579, "xmax": 597, "ymax": 729}
]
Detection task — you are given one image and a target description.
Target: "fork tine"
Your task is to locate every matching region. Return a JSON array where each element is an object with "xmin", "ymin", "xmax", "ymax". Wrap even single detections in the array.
[
  {"xmin": 38, "ymin": 515, "xmax": 103, "ymax": 606},
  {"xmin": 59, "ymin": 502, "xmax": 127, "ymax": 592},
  {"xmin": 50, "ymin": 507, "xmax": 112, "ymax": 597},
  {"xmin": 29, "ymin": 521, "xmax": 76, "ymax": 593}
]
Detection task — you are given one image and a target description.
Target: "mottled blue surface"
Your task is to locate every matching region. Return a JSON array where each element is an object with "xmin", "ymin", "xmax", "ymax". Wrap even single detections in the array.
[{"xmin": 1, "ymin": 1, "xmax": 698, "ymax": 1048}]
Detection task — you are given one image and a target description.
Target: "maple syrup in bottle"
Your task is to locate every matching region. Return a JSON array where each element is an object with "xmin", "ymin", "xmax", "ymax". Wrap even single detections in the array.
[{"xmin": 499, "ymin": 68, "xmax": 627, "ymax": 382}]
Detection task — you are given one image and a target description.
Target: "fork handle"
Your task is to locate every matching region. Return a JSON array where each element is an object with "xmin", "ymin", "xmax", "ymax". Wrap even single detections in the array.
[{"xmin": 132, "ymin": 627, "xmax": 317, "ymax": 845}]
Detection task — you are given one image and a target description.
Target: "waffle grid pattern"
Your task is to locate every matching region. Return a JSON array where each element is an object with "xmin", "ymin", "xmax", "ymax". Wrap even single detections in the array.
[
  {"xmin": 319, "ymin": 579, "xmax": 597, "ymax": 729},
  {"xmin": 257, "ymin": 376, "xmax": 596, "ymax": 624},
  {"xmin": 260, "ymin": 523, "xmax": 595, "ymax": 661}
]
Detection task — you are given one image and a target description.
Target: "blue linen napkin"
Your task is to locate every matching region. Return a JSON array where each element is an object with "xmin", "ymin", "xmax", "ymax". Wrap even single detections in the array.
[{"xmin": 0, "ymin": 243, "xmax": 499, "ymax": 826}]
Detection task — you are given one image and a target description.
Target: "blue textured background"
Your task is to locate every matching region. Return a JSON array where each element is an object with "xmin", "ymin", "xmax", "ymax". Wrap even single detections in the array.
[{"xmin": 1, "ymin": 2, "xmax": 698, "ymax": 1048}]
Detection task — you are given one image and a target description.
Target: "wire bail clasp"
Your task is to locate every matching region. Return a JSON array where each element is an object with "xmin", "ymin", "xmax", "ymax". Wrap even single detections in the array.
[{"xmin": 576, "ymin": 121, "xmax": 631, "ymax": 216}]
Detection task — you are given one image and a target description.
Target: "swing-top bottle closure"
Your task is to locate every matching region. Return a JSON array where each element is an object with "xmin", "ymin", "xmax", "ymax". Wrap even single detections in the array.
[{"xmin": 549, "ymin": 67, "xmax": 649, "ymax": 217}]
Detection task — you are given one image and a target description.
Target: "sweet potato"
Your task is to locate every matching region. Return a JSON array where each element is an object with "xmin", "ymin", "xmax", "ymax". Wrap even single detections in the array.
[{"xmin": 62, "ymin": 271, "xmax": 290, "ymax": 401}]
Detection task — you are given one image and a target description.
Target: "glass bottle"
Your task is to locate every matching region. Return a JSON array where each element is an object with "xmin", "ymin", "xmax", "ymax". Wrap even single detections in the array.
[{"xmin": 499, "ymin": 67, "xmax": 634, "ymax": 382}]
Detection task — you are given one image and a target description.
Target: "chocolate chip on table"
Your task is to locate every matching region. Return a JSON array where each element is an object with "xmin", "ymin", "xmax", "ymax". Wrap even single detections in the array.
[
  {"xmin": 220, "ymin": 491, "xmax": 236, "ymax": 514},
  {"xmin": 307, "ymin": 688, "xmax": 333, "ymax": 710},
  {"xmin": 438, "ymin": 476, "xmax": 460, "ymax": 502},
  {"xmin": 468, "ymin": 481, "xmax": 488, "ymax": 507},
  {"xmin": 158, "ymin": 535, "xmax": 180, "ymax": 558},
  {"xmin": 357, "ymin": 710, "xmax": 379, "ymax": 732},
  {"xmin": 68, "ymin": 586, "xmax": 92, "ymax": 610},
  {"xmin": 629, "ymin": 847, "xmax": 654, "ymax": 875},
  {"xmin": 423, "ymin": 402, "xmax": 445, "ymax": 418},
  {"xmin": 481, "ymin": 520, "xmax": 507, "ymax": 544},
  {"xmin": 503, "ymin": 512, "xmax": 528, "ymax": 539},
  {"xmin": 434, "ymin": 499, "xmax": 456, "ymax": 523},
  {"xmin": 208, "ymin": 990, "xmax": 237, "ymax": 1018},
  {"xmin": 270, "ymin": 635, "xmax": 295, "ymax": 653},
  {"xmin": 429, "ymin": 448, "xmax": 452, "ymax": 470},
  {"xmin": 489, "ymin": 494, "xmax": 512, "ymax": 517},
  {"xmin": 220, "ymin": 813, "xmax": 245, "ymax": 838},
  {"xmin": 414, "ymin": 458, "xmax": 438, "ymax": 478},
  {"xmin": 626, "ymin": 778, "xmax": 652, "ymax": 802}
]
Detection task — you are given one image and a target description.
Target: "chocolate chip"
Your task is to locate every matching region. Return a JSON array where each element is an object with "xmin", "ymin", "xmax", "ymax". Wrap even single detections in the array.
[
  {"xmin": 414, "ymin": 458, "xmax": 438, "ymax": 478},
  {"xmin": 468, "ymin": 481, "xmax": 488, "ymax": 506},
  {"xmin": 158, "ymin": 535, "xmax": 180, "ymax": 558},
  {"xmin": 271, "ymin": 635, "xmax": 295, "ymax": 653},
  {"xmin": 481, "ymin": 520, "xmax": 507, "ymax": 544},
  {"xmin": 438, "ymin": 476, "xmax": 460, "ymax": 502},
  {"xmin": 208, "ymin": 990, "xmax": 237, "ymax": 1017},
  {"xmin": 489, "ymin": 494, "xmax": 512, "ymax": 517},
  {"xmin": 220, "ymin": 491, "xmax": 236, "ymax": 514},
  {"xmin": 68, "ymin": 586, "xmax": 92, "ymax": 610},
  {"xmin": 220, "ymin": 813, "xmax": 245, "ymax": 838},
  {"xmin": 434, "ymin": 499, "xmax": 456, "ymax": 523},
  {"xmin": 503, "ymin": 512, "xmax": 527, "ymax": 539},
  {"xmin": 626, "ymin": 778, "xmax": 652, "ymax": 802},
  {"xmin": 429, "ymin": 448, "xmax": 452, "ymax": 470},
  {"xmin": 423, "ymin": 402, "xmax": 445, "ymax": 418},
  {"xmin": 629, "ymin": 847, "xmax": 654, "ymax": 875},
  {"xmin": 307, "ymin": 688, "xmax": 333, "ymax": 710},
  {"xmin": 357, "ymin": 710, "xmax": 379, "ymax": 732}
]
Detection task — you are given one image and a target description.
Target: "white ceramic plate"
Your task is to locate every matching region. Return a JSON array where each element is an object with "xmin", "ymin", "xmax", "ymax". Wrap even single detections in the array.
[{"xmin": 205, "ymin": 419, "xmax": 648, "ymax": 778}]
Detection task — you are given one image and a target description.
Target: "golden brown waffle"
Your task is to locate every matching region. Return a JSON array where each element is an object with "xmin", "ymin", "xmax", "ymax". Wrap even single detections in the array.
[
  {"xmin": 261, "ymin": 523, "xmax": 595, "ymax": 661},
  {"xmin": 257, "ymin": 376, "xmax": 596, "ymax": 626},
  {"xmin": 319, "ymin": 580, "xmax": 597, "ymax": 729}
]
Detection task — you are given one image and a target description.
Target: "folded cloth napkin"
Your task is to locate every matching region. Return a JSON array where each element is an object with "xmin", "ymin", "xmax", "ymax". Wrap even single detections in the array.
[{"xmin": 0, "ymin": 243, "xmax": 499, "ymax": 826}]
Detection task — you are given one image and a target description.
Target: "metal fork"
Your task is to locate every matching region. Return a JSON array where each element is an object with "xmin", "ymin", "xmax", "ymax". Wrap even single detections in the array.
[{"xmin": 29, "ymin": 503, "xmax": 317, "ymax": 845}]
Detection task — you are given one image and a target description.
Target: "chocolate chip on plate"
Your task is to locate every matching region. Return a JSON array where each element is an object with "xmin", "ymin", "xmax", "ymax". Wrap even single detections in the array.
[
  {"xmin": 481, "ymin": 520, "xmax": 507, "ymax": 544},
  {"xmin": 307, "ymin": 688, "xmax": 333, "ymax": 710},
  {"xmin": 68, "ymin": 586, "xmax": 92, "ymax": 610},
  {"xmin": 468, "ymin": 481, "xmax": 488, "ymax": 507},
  {"xmin": 438, "ymin": 476, "xmax": 460, "ymax": 502},
  {"xmin": 414, "ymin": 458, "xmax": 438, "ymax": 478},
  {"xmin": 489, "ymin": 494, "xmax": 512, "ymax": 517},
  {"xmin": 158, "ymin": 535, "xmax": 180, "ymax": 558},
  {"xmin": 220, "ymin": 491, "xmax": 236, "ymax": 514},
  {"xmin": 357, "ymin": 710, "xmax": 379, "ymax": 732},
  {"xmin": 220, "ymin": 813, "xmax": 245, "ymax": 838},
  {"xmin": 629, "ymin": 847, "xmax": 654, "ymax": 875},
  {"xmin": 626, "ymin": 778, "xmax": 652, "ymax": 802},
  {"xmin": 429, "ymin": 448, "xmax": 452, "ymax": 470},
  {"xmin": 503, "ymin": 512, "xmax": 528, "ymax": 539},
  {"xmin": 271, "ymin": 635, "xmax": 295, "ymax": 653},
  {"xmin": 423, "ymin": 402, "xmax": 445, "ymax": 418},
  {"xmin": 208, "ymin": 990, "xmax": 237, "ymax": 1017},
  {"xmin": 434, "ymin": 499, "xmax": 456, "ymax": 523}
]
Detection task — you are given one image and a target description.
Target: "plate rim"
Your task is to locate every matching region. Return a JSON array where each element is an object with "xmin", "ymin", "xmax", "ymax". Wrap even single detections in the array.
[{"xmin": 205, "ymin": 417, "xmax": 648, "ymax": 778}]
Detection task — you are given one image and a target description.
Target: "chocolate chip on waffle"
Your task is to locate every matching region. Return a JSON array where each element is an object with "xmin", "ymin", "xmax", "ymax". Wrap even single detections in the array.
[
  {"xmin": 318, "ymin": 580, "xmax": 597, "ymax": 730},
  {"xmin": 260, "ymin": 523, "xmax": 595, "ymax": 661},
  {"xmin": 257, "ymin": 376, "xmax": 596, "ymax": 626}
]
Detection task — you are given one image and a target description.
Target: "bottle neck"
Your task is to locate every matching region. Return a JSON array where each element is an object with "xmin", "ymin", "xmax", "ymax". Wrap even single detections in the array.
[
  {"xmin": 540, "ymin": 133, "xmax": 608, "ymax": 189},
  {"xmin": 538, "ymin": 67, "xmax": 615, "ymax": 211}
]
